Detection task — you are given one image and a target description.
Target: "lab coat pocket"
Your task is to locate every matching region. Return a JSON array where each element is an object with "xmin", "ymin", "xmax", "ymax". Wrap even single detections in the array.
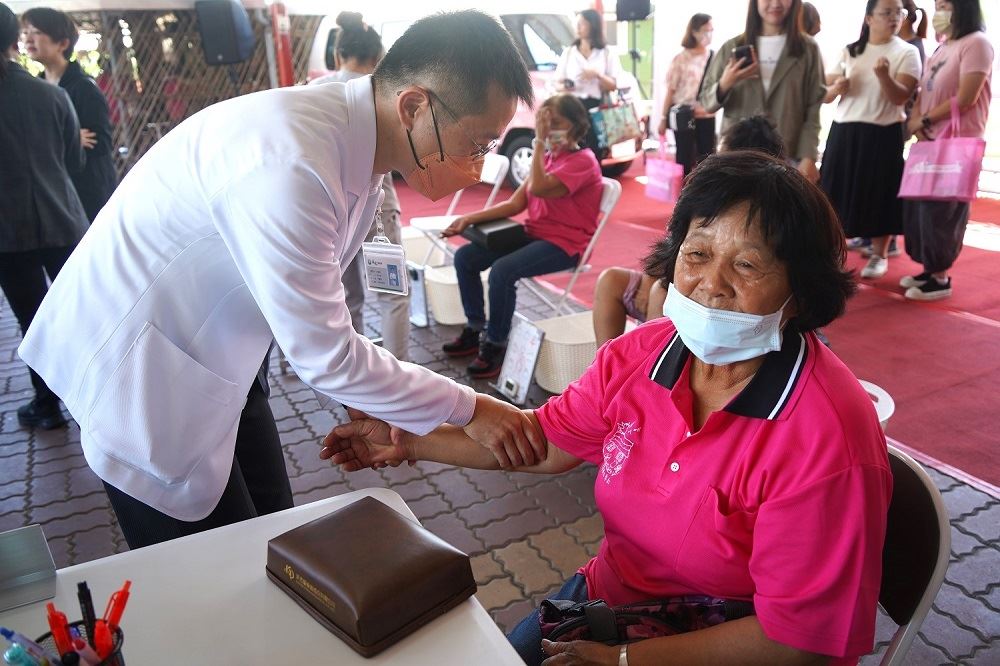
[
  {"xmin": 673, "ymin": 486, "xmax": 757, "ymax": 594},
  {"xmin": 88, "ymin": 322, "xmax": 240, "ymax": 485}
]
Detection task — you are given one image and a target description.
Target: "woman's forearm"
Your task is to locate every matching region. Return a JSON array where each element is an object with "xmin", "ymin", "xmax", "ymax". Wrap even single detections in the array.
[
  {"xmin": 877, "ymin": 74, "xmax": 913, "ymax": 106},
  {"xmin": 624, "ymin": 616, "xmax": 828, "ymax": 666},
  {"xmin": 598, "ymin": 73, "xmax": 617, "ymax": 92},
  {"xmin": 466, "ymin": 197, "xmax": 526, "ymax": 224}
]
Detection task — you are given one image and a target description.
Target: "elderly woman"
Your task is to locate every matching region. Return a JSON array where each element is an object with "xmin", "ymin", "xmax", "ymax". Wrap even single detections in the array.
[{"xmin": 324, "ymin": 151, "xmax": 891, "ymax": 666}]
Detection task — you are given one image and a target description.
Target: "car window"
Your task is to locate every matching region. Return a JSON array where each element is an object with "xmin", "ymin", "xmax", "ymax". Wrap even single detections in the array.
[
  {"xmin": 501, "ymin": 14, "xmax": 574, "ymax": 72},
  {"xmin": 325, "ymin": 27, "xmax": 339, "ymax": 70}
]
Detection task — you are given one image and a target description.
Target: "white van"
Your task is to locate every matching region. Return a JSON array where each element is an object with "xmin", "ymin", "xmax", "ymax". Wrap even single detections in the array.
[{"xmin": 306, "ymin": 9, "xmax": 645, "ymax": 186}]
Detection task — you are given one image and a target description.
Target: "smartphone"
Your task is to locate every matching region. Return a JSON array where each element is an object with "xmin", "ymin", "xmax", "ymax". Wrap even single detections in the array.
[
  {"xmin": 732, "ymin": 45, "xmax": 753, "ymax": 66},
  {"xmin": 562, "ymin": 78, "xmax": 576, "ymax": 90}
]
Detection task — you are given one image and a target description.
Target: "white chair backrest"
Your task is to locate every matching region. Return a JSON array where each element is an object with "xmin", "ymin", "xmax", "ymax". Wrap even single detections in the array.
[
  {"xmin": 445, "ymin": 153, "xmax": 510, "ymax": 216},
  {"xmin": 579, "ymin": 177, "xmax": 622, "ymax": 267}
]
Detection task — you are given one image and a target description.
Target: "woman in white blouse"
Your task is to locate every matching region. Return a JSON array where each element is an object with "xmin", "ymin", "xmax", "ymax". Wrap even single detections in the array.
[{"xmin": 555, "ymin": 8, "xmax": 622, "ymax": 154}]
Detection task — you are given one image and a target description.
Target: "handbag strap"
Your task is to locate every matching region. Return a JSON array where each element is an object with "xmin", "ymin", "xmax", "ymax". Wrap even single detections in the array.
[
  {"xmin": 583, "ymin": 601, "xmax": 618, "ymax": 644},
  {"xmin": 695, "ymin": 50, "xmax": 714, "ymax": 101}
]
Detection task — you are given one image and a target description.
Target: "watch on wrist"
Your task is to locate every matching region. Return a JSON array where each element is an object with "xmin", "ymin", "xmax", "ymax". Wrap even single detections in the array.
[
  {"xmin": 532, "ymin": 137, "xmax": 544, "ymax": 149},
  {"xmin": 921, "ymin": 115, "xmax": 932, "ymax": 129}
]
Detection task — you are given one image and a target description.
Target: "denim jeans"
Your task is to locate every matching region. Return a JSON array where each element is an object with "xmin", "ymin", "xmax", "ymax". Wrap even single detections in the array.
[
  {"xmin": 453, "ymin": 238, "xmax": 577, "ymax": 344},
  {"xmin": 506, "ymin": 574, "xmax": 589, "ymax": 666}
]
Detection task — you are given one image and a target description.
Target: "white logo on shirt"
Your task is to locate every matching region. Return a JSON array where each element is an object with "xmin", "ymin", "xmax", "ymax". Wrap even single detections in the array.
[{"xmin": 602, "ymin": 421, "xmax": 640, "ymax": 483}]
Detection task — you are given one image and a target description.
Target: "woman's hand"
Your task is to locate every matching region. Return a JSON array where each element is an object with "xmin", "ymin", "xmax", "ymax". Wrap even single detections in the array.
[
  {"xmin": 718, "ymin": 48, "xmax": 759, "ymax": 95},
  {"xmin": 320, "ymin": 408, "xmax": 412, "ymax": 471},
  {"xmin": 657, "ymin": 116, "xmax": 668, "ymax": 137},
  {"xmin": 540, "ymin": 639, "xmax": 619, "ymax": 665},
  {"xmin": 906, "ymin": 114, "xmax": 927, "ymax": 140},
  {"xmin": 873, "ymin": 56, "xmax": 890, "ymax": 80},
  {"xmin": 579, "ymin": 67, "xmax": 599, "ymax": 81},
  {"xmin": 80, "ymin": 128, "xmax": 97, "ymax": 149},
  {"xmin": 535, "ymin": 107, "xmax": 552, "ymax": 143},
  {"xmin": 441, "ymin": 215, "xmax": 473, "ymax": 238},
  {"xmin": 798, "ymin": 158, "xmax": 820, "ymax": 183},
  {"xmin": 828, "ymin": 76, "xmax": 850, "ymax": 98}
]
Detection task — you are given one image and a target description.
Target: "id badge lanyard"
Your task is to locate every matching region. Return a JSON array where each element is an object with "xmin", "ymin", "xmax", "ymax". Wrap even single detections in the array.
[{"xmin": 361, "ymin": 208, "xmax": 409, "ymax": 296}]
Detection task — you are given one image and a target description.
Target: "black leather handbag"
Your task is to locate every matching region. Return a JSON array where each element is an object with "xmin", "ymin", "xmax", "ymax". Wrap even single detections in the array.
[{"xmin": 461, "ymin": 219, "xmax": 528, "ymax": 254}]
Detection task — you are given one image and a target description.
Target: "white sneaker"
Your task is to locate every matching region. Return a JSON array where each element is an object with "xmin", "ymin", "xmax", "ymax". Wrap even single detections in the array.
[
  {"xmin": 860, "ymin": 256, "xmax": 888, "ymax": 279},
  {"xmin": 899, "ymin": 272, "xmax": 932, "ymax": 289}
]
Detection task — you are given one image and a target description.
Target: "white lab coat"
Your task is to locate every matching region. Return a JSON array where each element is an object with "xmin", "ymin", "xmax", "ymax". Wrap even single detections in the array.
[{"xmin": 19, "ymin": 76, "xmax": 475, "ymax": 521}]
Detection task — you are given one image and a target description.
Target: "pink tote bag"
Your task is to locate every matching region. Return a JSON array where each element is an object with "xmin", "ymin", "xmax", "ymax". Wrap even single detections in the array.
[
  {"xmin": 898, "ymin": 98, "xmax": 985, "ymax": 202},
  {"xmin": 645, "ymin": 141, "xmax": 685, "ymax": 204}
]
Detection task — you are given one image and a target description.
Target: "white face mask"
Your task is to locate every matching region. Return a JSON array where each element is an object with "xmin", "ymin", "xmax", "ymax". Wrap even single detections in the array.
[
  {"xmin": 545, "ymin": 129, "xmax": 570, "ymax": 152},
  {"xmin": 662, "ymin": 283, "xmax": 791, "ymax": 365}
]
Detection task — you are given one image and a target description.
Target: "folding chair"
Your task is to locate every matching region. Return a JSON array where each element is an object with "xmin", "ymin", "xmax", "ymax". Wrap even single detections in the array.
[
  {"xmin": 408, "ymin": 152, "xmax": 510, "ymax": 265},
  {"xmin": 520, "ymin": 177, "xmax": 622, "ymax": 315},
  {"xmin": 878, "ymin": 445, "xmax": 951, "ymax": 665}
]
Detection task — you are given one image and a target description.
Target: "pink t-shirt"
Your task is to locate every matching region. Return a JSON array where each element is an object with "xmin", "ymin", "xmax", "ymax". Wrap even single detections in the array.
[
  {"xmin": 920, "ymin": 31, "xmax": 993, "ymax": 138},
  {"xmin": 535, "ymin": 319, "xmax": 892, "ymax": 662},
  {"xmin": 525, "ymin": 149, "xmax": 603, "ymax": 257}
]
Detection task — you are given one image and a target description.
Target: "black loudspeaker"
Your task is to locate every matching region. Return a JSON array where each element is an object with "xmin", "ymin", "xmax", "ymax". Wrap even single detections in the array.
[
  {"xmin": 195, "ymin": 0, "xmax": 255, "ymax": 65},
  {"xmin": 616, "ymin": 0, "xmax": 651, "ymax": 21}
]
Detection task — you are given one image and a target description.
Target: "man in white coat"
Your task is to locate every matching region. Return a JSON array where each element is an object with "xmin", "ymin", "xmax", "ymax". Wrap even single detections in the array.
[{"xmin": 19, "ymin": 10, "xmax": 542, "ymax": 548}]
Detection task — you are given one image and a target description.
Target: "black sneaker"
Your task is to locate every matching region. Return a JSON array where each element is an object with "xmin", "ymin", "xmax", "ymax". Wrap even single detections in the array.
[
  {"xmin": 467, "ymin": 340, "xmax": 506, "ymax": 379},
  {"xmin": 905, "ymin": 277, "xmax": 952, "ymax": 301},
  {"xmin": 442, "ymin": 327, "xmax": 481, "ymax": 357},
  {"xmin": 899, "ymin": 272, "xmax": 932, "ymax": 289},
  {"xmin": 17, "ymin": 399, "xmax": 67, "ymax": 430}
]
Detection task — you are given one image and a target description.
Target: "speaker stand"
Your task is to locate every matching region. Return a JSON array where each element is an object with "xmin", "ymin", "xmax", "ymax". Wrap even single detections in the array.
[{"xmin": 627, "ymin": 20, "xmax": 648, "ymax": 99}]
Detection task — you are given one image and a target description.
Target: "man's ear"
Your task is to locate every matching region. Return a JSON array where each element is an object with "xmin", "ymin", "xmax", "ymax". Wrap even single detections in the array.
[
  {"xmin": 58, "ymin": 38, "xmax": 71, "ymax": 58},
  {"xmin": 395, "ymin": 87, "xmax": 429, "ymax": 132}
]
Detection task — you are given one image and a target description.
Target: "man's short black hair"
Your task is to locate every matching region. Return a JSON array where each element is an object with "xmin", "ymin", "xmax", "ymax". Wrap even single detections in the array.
[
  {"xmin": 644, "ymin": 151, "xmax": 855, "ymax": 332},
  {"xmin": 372, "ymin": 10, "xmax": 533, "ymax": 117},
  {"xmin": 720, "ymin": 115, "xmax": 786, "ymax": 158},
  {"xmin": 22, "ymin": 7, "xmax": 77, "ymax": 61}
]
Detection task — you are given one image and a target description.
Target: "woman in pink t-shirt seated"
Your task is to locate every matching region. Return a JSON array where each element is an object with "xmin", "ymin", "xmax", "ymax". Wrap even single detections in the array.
[
  {"xmin": 325, "ymin": 152, "xmax": 891, "ymax": 666},
  {"xmin": 439, "ymin": 93, "xmax": 603, "ymax": 379}
]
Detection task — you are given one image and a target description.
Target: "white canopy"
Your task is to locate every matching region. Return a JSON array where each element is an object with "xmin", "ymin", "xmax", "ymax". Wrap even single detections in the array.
[{"xmin": 5, "ymin": 0, "xmax": 577, "ymax": 16}]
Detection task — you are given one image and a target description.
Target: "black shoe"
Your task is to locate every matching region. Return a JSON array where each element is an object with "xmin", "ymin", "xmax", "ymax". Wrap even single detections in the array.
[
  {"xmin": 17, "ymin": 399, "xmax": 67, "ymax": 430},
  {"xmin": 905, "ymin": 276, "xmax": 952, "ymax": 301},
  {"xmin": 443, "ymin": 326, "xmax": 482, "ymax": 357},
  {"xmin": 467, "ymin": 340, "xmax": 506, "ymax": 379}
]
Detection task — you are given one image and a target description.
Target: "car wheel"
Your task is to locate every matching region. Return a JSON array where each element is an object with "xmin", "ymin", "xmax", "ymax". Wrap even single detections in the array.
[
  {"xmin": 601, "ymin": 160, "xmax": 632, "ymax": 178},
  {"xmin": 504, "ymin": 134, "xmax": 535, "ymax": 188}
]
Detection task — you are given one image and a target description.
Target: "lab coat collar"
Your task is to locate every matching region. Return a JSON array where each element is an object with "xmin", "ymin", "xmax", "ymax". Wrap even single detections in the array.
[{"xmin": 343, "ymin": 74, "xmax": 382, "ymax": 197}]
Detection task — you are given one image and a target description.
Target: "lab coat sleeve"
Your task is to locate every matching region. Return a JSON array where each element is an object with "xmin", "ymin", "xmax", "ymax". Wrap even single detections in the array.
[{"xmin": 210, "ymin": 162, "xmax": 476, "ymax": 435}]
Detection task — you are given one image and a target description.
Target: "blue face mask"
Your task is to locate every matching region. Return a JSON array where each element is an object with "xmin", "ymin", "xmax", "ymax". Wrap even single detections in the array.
[{"xmin": 662, "ymin": 283, "xmax": 792, "ymax": 364}]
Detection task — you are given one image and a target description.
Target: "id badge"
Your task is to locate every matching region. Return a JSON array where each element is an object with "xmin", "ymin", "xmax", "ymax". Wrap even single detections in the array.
[{"xmin": 362, "ymin": 237, "xmax": 409, "ymax": 295}]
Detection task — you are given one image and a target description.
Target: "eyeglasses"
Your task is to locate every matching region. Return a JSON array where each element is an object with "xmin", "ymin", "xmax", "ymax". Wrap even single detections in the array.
[
  {"xmin": 874, "ymin": 8, "xmax": 908, "ymax": 19},
  {"xmin": 425, "ymin": 89, "xmax": 498, "ymax": 158}
]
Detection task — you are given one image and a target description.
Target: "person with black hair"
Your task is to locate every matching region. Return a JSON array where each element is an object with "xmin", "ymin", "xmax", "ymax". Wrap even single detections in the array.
[
  {"xmin": 440, "ymin": 94, "xmax": 603, "ymax": 378},
  {"xmin": 555, "ymin": 8, "xmax": 622, "ymax": 156},
  {"xmin": 326, "ymin": 151, "xmax": 889, "ymax": 666},
  {"xmin": 0, "ymin": 1, "xmax": 88, "ymax": 430},
  {"xmin": 591, "ymin": 115, "xmax": 785, "ymax": 348},
  {"xmin": 699, "ymin": 0, "xmax": 826, "ymax": 183},
  {"xmin": 21, "ymin": 7, "xmax": 117, "ymax": 223},
  {"xmin": 899, "ymin": 0, "xmax": 992, "ymax": 300},
  {"xmin": 309, "ymin": 13, "xmax": 409, "ymax": 362},
  {"xmin": 19, "ymin": 10, "xmax": 544, "ymax": 548},
  {"xmin": 821, "ymin": 0, "xmax": 920, "ymax": 280},
  {"xmin": 657, "ymin": 13, "xmax": 716, "ymax": 176}
]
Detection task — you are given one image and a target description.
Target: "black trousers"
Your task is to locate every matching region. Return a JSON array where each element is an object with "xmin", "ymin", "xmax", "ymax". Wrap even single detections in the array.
[
  {"xmin": 674, "ymin": 118, "xmax": 716, "ymax": 176},
  {"xmin": 0, "ymin": 246, "xmax": 75, "ymax": 404},
  {"xmin": 104, "ymin": 368, "xmax": 294, "ymax": 549}
]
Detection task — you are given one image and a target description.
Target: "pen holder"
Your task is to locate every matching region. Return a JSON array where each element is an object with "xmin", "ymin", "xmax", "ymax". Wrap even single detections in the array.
[{"xmin": 36, "ymin": 620, "xmax": 125, "ymax": 666}]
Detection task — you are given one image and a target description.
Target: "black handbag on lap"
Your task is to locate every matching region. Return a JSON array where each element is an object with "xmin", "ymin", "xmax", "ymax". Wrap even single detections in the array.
[{"xmin": 461, "ymin": 219, "xmax": 528, "ymax": 254}]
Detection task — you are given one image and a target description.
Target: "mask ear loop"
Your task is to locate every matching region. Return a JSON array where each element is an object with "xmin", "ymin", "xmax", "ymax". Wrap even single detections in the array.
[{"xmin": 404, "ymin": 90, "xmax": 445, "ymax": 170}]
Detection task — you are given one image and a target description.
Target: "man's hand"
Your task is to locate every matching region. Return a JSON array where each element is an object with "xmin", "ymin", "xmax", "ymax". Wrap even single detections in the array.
[
  {"xmin": 80, "ymin": 128, "xmax": 97, "ymax": 149},
  {"xmin": 320, "ymin": 408, "xmax": 412, "ymax": 471},
  {"xmin": 463, "ymin": 394, "xmax": 545, "ymax": 469},
  {"xmin": 540, "ymin": 639, "xmax": 619, "ymax": 665},
  {"xmin": 798, "ymin": 158, "xmax": 820, "ymax": 183},
  {"xmin": 441, "ymin": 215, "xmax": 473, "ymax": 238}
]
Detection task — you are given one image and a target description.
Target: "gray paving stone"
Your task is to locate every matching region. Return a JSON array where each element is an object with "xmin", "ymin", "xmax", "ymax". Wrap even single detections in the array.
[
  {"xmin": 918, "ymin": 605, "xmax": 990, "ymax": 662},
  {"xmin": 951, "ymin": 525, "xmax": 991, "ymax": 558},
  {"xmin": 933, "ymin": 582, "xmax": 1000, "ymax": 643},
  {"xmin": 924, "ymin": 466, "xmax": 962, "ymax": 491},
  {"xmin": 943, "ymin": 485, "xmax": 997, "ymax": 521},
  {"xmin": 947, "ymin": 547, "xmax": 1000, "ymax": 596},
  {"xmin": 955, "ymin": 504, "xmax": 1000, "ymax": 544}
]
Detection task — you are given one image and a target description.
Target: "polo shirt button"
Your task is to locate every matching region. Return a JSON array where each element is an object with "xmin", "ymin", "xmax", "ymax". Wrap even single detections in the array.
[{"xmin": 670, "ymin": 462, "xmax": 680, "ymax": 472}]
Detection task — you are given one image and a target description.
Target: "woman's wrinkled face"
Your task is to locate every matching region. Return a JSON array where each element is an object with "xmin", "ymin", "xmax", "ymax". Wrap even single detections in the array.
[
  {"xmin": 673, "ymin": 202, "xmax": 794, "ymax": 318},
  {"xmin": 756, "ymin": 0, "xmax": 793, "ymax": 30}
]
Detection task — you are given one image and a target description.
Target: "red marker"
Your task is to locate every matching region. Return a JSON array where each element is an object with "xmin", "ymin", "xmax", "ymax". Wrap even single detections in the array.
[
  {"xmin": 93, "ymin": 619, "xmax": 113, "ymax": 660},
  {"xmin": 45, "ymin": 602, "xmax": 73, "ymax": 655},
  {"xmin": 103, "ymin": 580, "xmax": 131, "ymax": 631}
]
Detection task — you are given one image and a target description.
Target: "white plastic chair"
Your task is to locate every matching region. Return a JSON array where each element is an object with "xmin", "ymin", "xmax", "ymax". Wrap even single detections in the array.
[
  {"xmin": 520, "ymin": 177, "xmax": 622, "ymax": 315},
  {"xmin": 408, "ymin": 153, "xmax": 510, "ymax": 265},
  {"xmin": 878, "ymin": 445, "xmax": 951, "ymax": 665}
]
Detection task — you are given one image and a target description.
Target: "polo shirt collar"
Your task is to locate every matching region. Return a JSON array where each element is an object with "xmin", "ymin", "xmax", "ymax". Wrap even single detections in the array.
[
  {"xmin": 649, "ymin": 329, "xmax": 809, "ymax": 421},
  {"xmin": 342, "ymin": 74, "xmax": 380, "ymax": 197}
]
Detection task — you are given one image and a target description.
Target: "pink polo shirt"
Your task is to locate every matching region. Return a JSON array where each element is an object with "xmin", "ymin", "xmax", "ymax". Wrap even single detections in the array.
[
  {"xmin": 536, "ymin": 318, "xmax": 892, "ymax": 662},
  {"xmin": 525, "ymin": 148, "xmax": 603, "ymax": 257}
]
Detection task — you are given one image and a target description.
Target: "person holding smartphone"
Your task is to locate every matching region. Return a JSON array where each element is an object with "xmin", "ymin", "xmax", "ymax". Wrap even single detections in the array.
[{"xmin": 699, "ymin": 0, "xmax": 826, "ymax": 182}]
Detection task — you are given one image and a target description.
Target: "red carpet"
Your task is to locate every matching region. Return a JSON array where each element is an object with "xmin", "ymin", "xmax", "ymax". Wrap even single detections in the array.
[{"xmin": 397, "ymin": 164, "xmax": 1000, "ymax": 489}]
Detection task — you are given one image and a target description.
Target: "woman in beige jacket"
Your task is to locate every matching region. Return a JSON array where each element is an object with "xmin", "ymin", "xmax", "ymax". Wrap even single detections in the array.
[{"xmin": 700, "ymin": 0, "xmax": 826, "ymax": 182}]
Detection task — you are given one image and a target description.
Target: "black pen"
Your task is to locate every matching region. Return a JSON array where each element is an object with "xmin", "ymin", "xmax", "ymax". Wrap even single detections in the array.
[{"xmin": 77, "ymin": 581, "xmax": 97, "ymax": 648}]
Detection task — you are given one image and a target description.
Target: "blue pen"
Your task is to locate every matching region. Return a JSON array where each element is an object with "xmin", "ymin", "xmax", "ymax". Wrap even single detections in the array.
[{"xmin": 0, "ymin": 629, "xmax": 55, "ymax": 666}]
